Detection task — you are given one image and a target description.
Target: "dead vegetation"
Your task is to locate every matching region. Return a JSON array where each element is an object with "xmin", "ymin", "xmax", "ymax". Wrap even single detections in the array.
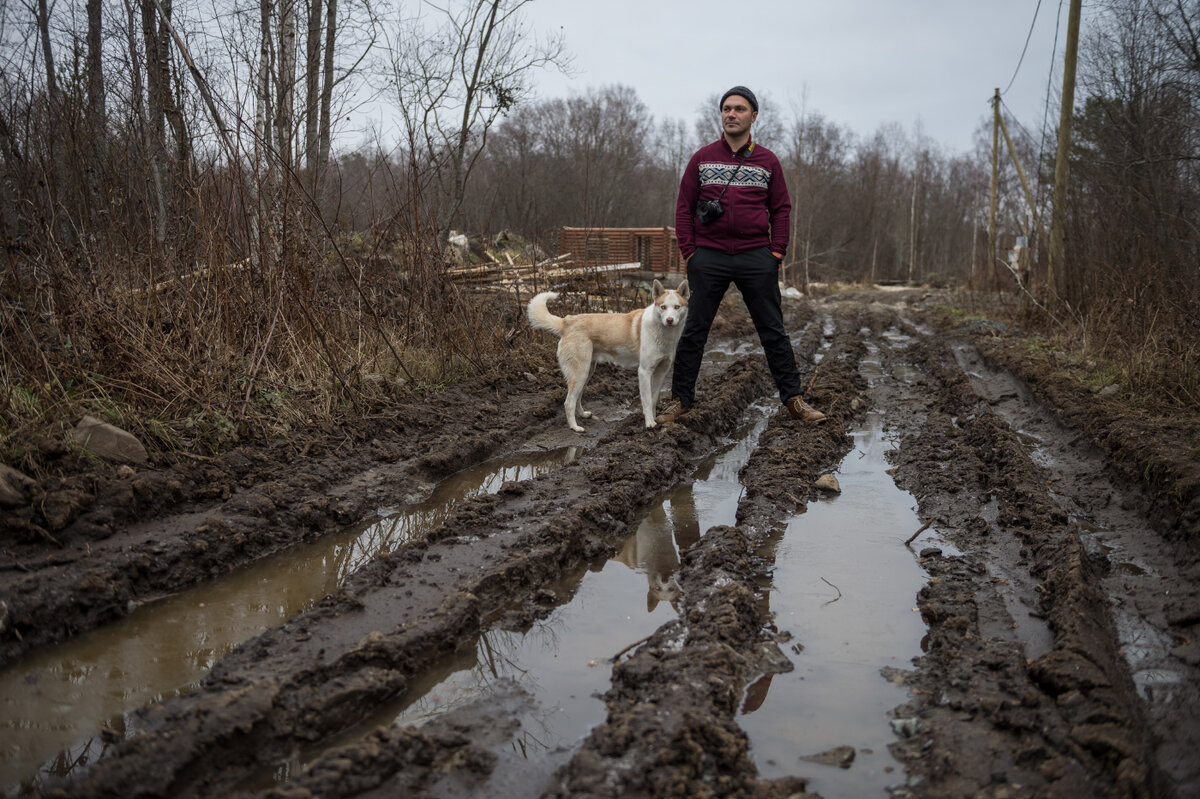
[{"xmin": 1, "ymin": 0, "xmax": 1196, "ymax": 494}]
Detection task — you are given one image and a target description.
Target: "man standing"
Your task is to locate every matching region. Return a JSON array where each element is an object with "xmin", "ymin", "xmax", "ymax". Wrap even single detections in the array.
[{"xmin": 656, "ymin": 86, "xmax": 826, "ymax": 425}]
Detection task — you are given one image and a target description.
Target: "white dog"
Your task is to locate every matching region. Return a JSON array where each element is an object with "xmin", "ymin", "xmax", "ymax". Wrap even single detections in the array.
[{"xmin": 527, "ymin": 280, "xmax": 689, "ymax": 432}]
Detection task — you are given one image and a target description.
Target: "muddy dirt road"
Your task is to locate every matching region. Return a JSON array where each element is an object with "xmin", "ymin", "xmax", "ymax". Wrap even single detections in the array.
[{"xmin": 2, "ymin": 287, "xmax": 1198, "ymax": 798}]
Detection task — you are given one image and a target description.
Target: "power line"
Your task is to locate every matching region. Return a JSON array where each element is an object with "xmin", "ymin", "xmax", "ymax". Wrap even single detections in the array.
[
  {"xmin": 1000, "ymin": 98, "xmax": 1046, "ymax": 152},
  {"xmin": 1035, "ymin": 0, "xmax": 1066, "ymax": 208},
  {"xmin": 1002, "ymin": 0, "xmax": 1045, "ymax": 96}
]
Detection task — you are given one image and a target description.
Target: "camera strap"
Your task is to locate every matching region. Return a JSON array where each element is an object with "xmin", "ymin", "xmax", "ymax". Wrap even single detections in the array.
[{"xmin": 713, "ymin": 141, "xmax": 754, "ymax": 204}]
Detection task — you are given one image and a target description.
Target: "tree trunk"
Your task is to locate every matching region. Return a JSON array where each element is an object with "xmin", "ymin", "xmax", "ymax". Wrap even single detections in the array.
[
  {"xmin": 36, "ymin": 0, "xmax": 63, "ymax": 223},
  {"xmin": 276, "ymin": 0, "xmax": 297, "ymax": 172},
  {"xmin": 36, "ymin": 0, "xmax": 58, "ymax": 109},
  {"xmin": 124, "ymin": 0, "xmax": 146, "ymax": 128},
  {"xmin": 303, "ymin": 0, "xmax": 322, "ymax": 184},
  {"xmin": 159, "ymin": 0, "xmax": 190, "ymax": 169},
  {"xmin": 86, "ymin": 0, "xmax": 105, "ymax": 129},
  {"xmin": 86, "ymin": 0, "xmax": 106, "ymax": 223},
  {"xmin": 141, "ymin": 0, "xmax": 169, "ymax": 246},
  {"xmin": 252, "ymin": 0, "xmax": 274, "ymax": 265},
  {"xmin": 316, "ymin": 0, "xmax": 336, "ymax": 180},
  {"xmin": 255, "ymin": 0, "xmax": 273, "ymax": 151},
  {"xmin": 908, "ymin": 177, "xmax": 917, "ymax": 284},
  {"xmin": 275, "ymin": 0, "xmax": 297, "ymax": 262}
]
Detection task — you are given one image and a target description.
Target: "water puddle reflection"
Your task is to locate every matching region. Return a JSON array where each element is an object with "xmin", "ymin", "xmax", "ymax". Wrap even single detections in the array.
[
  {"xmin": 740, "ymin": 409, "xmax": 928, "ymax": 799},
  {"xmin": 247, "ymin": 400, "xmax": 776, "ymax": 791},
  {"xmin": 1, "ymin": 448, "xmax": 579, "ymax": 794}
]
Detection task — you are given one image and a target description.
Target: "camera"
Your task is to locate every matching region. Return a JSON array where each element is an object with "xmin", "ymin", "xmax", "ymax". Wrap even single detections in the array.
[{"xmin": 696, "ymin": 199, "xmax": 724, "ymax": 225}]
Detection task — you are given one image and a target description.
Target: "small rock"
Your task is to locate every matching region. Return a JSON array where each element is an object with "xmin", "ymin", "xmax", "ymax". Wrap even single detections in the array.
[
  {"xmin": 1098, "ymin": 383, "xmax": 1120, "ymax": 396},
  {"xmin": 800, "ymin": 745, "xmax": 856, "ymax": 769},
  {"xmin": 0, "ymin": 463, "xmax": 35, "ymax": 506},
  {"xmin": 68, "ymin": 416, "xmax": 148, "ymax": 464},
  {"xmin": 890, "ymin": 717, "xmax": 921, "ymax": 738},
  {"xmin": 919, "ymin": 547, "xmax": 943, "ymax": 559},
  {"xmin": 354, "ymin": 630, "xmax": 386, "ymax": 651},
  {"xmin": 815, "ymin": 474, "xmax": 841, "ymax": 494}
]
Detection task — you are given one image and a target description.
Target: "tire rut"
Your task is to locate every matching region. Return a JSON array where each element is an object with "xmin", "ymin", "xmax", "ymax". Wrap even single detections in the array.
[
  {"xmin": 35, "ymin": 307, "xmax": 818, "ymax": 798},
  {"xmin": 13, "ymin": 291, "xmax": 1190, "ymax": 799}
]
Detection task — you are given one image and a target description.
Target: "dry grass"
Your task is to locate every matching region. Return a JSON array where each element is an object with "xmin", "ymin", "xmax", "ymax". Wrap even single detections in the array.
[
  {"xmin": 0, "ymin": 233, "xmax": 533, "ymax": 475},
  {"xmin": 953, "ymin": 284, "xmax": 1200, "ymax": 416}
]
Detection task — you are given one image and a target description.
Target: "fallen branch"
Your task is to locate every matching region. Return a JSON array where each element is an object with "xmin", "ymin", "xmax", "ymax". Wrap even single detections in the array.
[
  {"xmin": 610, "ymin": 632, "xmax": 655, "ymax": 663},
  {"xmin": 820, "ymin": 576, "xmax": 842, "ymax": 606},
  {"xmin": 905, "ymin": 517, "xmax": 937, "ymax": 546},
  {"xmin": 806, "ymin": 363, "xmax": 820, "ymax": 394}
]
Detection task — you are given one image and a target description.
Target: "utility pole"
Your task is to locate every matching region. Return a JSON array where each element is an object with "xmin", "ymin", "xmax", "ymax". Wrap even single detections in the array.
[
  {"xmin": 990, "ymin": 88, "xmax": 999, "ymax": 283},
  {"xmin": 1048, "ymin": 0, "xmax": 1083, "ymax": 296},
  {"xmin": 998, "ymin": 112, "xmax": 1044, "ymax": 243}
]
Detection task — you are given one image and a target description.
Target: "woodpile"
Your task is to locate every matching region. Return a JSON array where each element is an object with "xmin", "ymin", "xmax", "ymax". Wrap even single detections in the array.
[{"xmin": 447, "ymin": 252, "xmax": 641, "ymax": 288}]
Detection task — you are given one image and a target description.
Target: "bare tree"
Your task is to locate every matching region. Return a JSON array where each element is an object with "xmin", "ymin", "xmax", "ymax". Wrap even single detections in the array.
[
  {"xmin": 458, "ymin": 86, "xmax": 674, "ymax": 243},
  {"xmin": 388, "ymin": 0, "xmax": 569, "ymax": 249}
]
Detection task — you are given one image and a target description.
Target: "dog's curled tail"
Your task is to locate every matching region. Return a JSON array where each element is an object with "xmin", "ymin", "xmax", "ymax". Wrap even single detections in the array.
[{"xmin": 527, "ymin": 291, "xmax": 565, "ymax": 337}]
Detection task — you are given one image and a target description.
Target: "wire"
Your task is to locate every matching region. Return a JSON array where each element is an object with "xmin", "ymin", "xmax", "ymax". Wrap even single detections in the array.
[
  {"xmin": 1000, "ymin": 97, "xmax": 1045, "ymax": 149},
  {"xmin": 1002, "ymin": 0, "xmax": 1044, "ymax": 96},
  {"xmin": 1037, "ymin": 0, "xmax": 1066, "ymax": 206}
]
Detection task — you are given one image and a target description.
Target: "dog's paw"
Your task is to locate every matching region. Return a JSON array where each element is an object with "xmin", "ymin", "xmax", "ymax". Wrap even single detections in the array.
[
  {"xmin": 579, "ymin": 410, "xmax": 593, "ymax": 419},
  {"xmin": 645, "ymin": 420, "xmax": 658, "ymax": 429},
  {"xmin": 570, "ymin": 424, "xmax": 585, "ymax": 433}
]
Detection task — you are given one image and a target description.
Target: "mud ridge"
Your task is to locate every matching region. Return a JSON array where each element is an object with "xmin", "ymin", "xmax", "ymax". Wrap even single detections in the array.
[
  {"xmin": 36, "ymin": 343, "xmax": 796, "ymax": 797},
  {"xmin": 887, "ymin": 335, "xmax": 1168, "ymax": 798},
  {"xmin": 0, "ymin": 378, "xmax": 578, "ymax": 664},
  {"xmin": 544, "ymin": 308, "xmax": 866, "ymax": 798},
  {"xmin": 971, "ymin": 334, "xmax": 1200, "ymax": 558}
]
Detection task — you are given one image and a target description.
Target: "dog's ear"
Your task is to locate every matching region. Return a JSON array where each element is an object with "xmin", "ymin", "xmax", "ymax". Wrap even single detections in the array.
[
  {"xmin": 677, "ymin": 280, "xmax": 689, "ymax": 299},
  {"xmin": 652, "ymin": 279, "xmax": 664, "ymax": 298}
]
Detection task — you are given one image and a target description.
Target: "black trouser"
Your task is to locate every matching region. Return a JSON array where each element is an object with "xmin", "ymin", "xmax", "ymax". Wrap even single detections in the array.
[{"xmin": 671, "ymin": 245, "xmax": 803, "ymax": 406}]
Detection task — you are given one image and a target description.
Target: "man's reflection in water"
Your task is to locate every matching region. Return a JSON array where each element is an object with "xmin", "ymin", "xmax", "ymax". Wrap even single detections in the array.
[{"xmin": 742, "ymin": 520, "xmax": 789, "ymax": 714}]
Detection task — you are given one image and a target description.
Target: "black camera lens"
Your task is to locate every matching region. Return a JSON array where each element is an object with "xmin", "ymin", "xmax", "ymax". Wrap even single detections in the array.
[{"xmin": 696, "ymin": 199, "xmax": 723, "ymax": 225}]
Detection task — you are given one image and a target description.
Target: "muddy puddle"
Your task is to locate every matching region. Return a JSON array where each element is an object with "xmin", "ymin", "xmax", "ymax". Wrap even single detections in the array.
[
  {"xmin": 239, "ymin": 399, "xmax": 778, "ymax": 793},
  {"xmin": 740, "ymin": 339, "xmax": 930, "ymax": 799},
  {"xmin": 950, "ymin": 341, "xmax": 1200, "ymax": 787},
  {"xmin": 249, "ymin": 330, "xmax": 940, "ymax": 798},
  {"xmin": 1, "ymin": 448, "xmax": 579, "ymax": 793}
]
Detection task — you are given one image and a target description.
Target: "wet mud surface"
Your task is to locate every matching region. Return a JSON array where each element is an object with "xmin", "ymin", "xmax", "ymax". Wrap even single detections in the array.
[{"xmin": 3, "ymin": 287, "xmax": 1198, "ymax": 798}]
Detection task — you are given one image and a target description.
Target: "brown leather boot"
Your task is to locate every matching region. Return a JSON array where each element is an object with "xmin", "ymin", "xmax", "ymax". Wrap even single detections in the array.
[
  {"xmin": 786, "ymin": 395, "xmax": 827, "ymax": 423},
  {"xmin": 655, "ymin": 397, "xmax": 690, "ymax": 425}
]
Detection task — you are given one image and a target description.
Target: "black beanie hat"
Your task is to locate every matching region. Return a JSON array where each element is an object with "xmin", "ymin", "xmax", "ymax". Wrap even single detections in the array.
[{"xmin": 720, "ymin": 86, "xmax": 758, "ymax": 112}]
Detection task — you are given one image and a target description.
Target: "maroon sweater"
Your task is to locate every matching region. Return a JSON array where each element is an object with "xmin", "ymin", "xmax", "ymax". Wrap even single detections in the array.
[{"xmin": 674, "ymin": 137, "xmax": 792, "ymax": 259}]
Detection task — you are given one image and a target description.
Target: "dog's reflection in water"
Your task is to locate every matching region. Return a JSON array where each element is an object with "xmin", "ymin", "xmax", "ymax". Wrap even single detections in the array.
[{"xmin": 613, "ymin": 486, "xmax": 701, "ymax": 613}]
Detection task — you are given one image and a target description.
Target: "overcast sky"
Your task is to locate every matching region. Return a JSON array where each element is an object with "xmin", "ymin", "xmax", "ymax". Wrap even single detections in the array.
[{"xmin": 516, "ymin": 0, "xmax": 1068, "ymax": 155}]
